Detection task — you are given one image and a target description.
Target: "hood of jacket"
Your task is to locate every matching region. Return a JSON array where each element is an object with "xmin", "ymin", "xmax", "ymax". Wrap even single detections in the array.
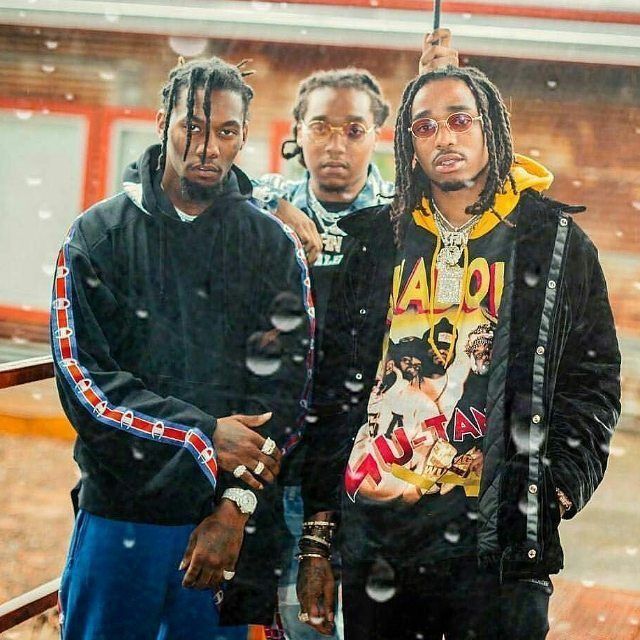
[
  {"xmin": 118, "ymin": 143, "xmax": 255, "ymax": 304},
  {"xmin": 121, "ymin": 143, "xmax": 253, "ymax": 221},
  {"xmin": 339, "ymin": 154, "xmax": 554, "ymax": 247},
  {"xmin": 412, "ymin": 154, "xmax": 554, "ymax": 238}
]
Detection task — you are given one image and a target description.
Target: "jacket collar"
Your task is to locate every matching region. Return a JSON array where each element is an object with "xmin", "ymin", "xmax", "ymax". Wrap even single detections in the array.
[
  {"xmin": 338, "ymin": 204, "xmax": 394, "ymax": 245},
  {"xmin": 339, "ymin": 190, "xmax": 586, "ymax": 243},
  {"xmin": 285, "ymin": 163, "xmax": 394, "ymax": 214},
  {"xmin": 122, "ymin": 143, "xmax": 252, "ymax": 220}
]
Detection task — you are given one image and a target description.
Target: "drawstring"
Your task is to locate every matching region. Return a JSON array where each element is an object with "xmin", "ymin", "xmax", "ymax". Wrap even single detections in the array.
[
  {"xmin": 199, "ymin": 217, "xmax": 219, "ymax": 298},
  {"xmin": 159, "ymin": 221, "xmax": 167, "ymax": 301},
  {"xmin": 205, "ymin": 221, "xmax": 226, "ymax": 296},
  {"xmin": 218, "ymin": 214, "xmax": 239, "ymax": 401},
  {"xmin": 218, "ymin": 215, "xmax": 232, "ymax": 338}
]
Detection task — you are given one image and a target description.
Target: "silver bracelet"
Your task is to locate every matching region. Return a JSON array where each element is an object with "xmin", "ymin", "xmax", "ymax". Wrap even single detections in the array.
[
  {"xmin": 297, "ymin": 552, "xmax": 330, "ymax": 561},
  {"xmin": 300, "ymin": 534, "xmax": 331, "ymax": 548}
]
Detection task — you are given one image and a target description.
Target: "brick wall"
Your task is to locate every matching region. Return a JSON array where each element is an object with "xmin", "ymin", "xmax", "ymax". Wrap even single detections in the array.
[{"xmin": 2, "ymin": 24, "xmax": 638, "ymax": 423}]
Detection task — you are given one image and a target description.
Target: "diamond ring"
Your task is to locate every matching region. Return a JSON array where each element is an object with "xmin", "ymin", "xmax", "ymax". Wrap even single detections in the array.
[
  {"xmin": 298, "ymin": 611, "xmax": 310, "ymax": 623},
  {"xmin": 261, "ymin": 437, "xmax": 276, "ymax": 456},
  {"xmin": 222, "ymin": 570, "xmax": 235, "ymax": 581},
  {"xmin": 254, "ymin": 461, "xmax": 265, "ymax": 476},
  {"xmin": 233, "ymin": 464, "xmax": 247, "ymax": 478}
]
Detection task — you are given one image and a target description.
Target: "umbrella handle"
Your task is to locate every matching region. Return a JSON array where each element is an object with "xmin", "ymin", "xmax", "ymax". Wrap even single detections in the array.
[{"xmin": 433, "ymin": 0, "xmax": 441, "ymax": 31}]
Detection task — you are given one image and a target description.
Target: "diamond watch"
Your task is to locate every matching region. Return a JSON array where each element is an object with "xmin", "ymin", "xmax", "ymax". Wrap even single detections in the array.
[{"xmin": 222, "ymin": 488, "xmax": 257, "ymax": 515}]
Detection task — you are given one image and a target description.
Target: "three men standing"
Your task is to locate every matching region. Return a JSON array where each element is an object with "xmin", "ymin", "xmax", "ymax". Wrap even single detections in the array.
[{"xmin": 52, "ymin": 37, "xmax": 621, "ymax": 640}]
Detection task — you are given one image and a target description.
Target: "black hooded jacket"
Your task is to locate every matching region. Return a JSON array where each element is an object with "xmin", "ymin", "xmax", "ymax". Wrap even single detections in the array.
[
  {"xmin": 51, "ymin": 144, "xmax": 313, "ymax": 623},
  {"xmin": 302, "ymin": 190, "xmax": 621, "ymax": 579}
]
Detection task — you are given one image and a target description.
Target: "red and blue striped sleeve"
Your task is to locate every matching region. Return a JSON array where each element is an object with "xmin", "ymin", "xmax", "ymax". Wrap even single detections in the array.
[{"xmin": 51, "ymin": 224, "xmax": 220, "ymax": 490}]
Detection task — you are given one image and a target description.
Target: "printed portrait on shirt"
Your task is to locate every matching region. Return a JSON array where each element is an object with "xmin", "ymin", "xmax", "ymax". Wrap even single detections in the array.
[{"xmin": 345, "ymin": 254, "xmax": 503, "ymax": 505}]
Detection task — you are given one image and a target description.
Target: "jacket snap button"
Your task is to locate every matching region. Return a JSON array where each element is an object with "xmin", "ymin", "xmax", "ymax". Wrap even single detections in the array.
[
  {"xmin": 536, "ymin": 346, "xmax": 545, "ymax": 356},
  {"xmin": 362, "ymin": 245, "xmax": 368, "ymax": 252},
  {"xmin": 528, "ymin": 549, "xmax": 537, "ymax": 559},
  {"xmin": 529, "ymin": 484, "xmax": 538, "ymax": 494},
  {"xmin": 559, "ymin": 217, "xmax": 568, "ymax": 227},
  {"xmin": 355, "ymin": 373, "xmax": 363, "ymax": 381},
  {"xmin": 359, "ymin": 308, "xmax": 367, "ymax": 315},
  {"xmin": 532, "ymin": 414, "xmax": 541, "ymax": 424},
  {"xmin": 548, "ymin": 280, "xmax": 556, "ymax": 289}
]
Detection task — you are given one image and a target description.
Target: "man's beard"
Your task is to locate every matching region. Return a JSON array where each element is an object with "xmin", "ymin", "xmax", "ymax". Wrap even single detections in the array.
[
  {"xmin": 316, "ymin": 180, "xmax": 348, "ymax": 195},
  {"xmin": 180, "ymin": 176, "xmax": 226, "ymax": 202},
  {"xmin": 431, "ymin": 164, "xmax": 488, "ymax": 193}
]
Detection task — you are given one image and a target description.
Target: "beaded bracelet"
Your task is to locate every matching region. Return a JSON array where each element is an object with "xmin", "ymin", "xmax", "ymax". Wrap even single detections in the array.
[
  {"xmin": 302, "ymin": 521, "xmax": 336, "ymax": 528},
  {"xmin": 303, "ymin": 523, "xmax": 335, "ymax": 531}
]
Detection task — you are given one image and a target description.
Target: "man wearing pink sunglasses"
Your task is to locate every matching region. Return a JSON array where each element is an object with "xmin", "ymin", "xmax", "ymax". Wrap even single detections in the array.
[{"xmin": 299, "ymin": 65, "xmax": 620, "ymax": 639}]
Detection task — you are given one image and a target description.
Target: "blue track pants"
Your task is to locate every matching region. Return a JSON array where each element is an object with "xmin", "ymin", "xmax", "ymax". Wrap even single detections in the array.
[{"xmin": 59, "ymin": 510, "xmax": 248, "ymax": 640}]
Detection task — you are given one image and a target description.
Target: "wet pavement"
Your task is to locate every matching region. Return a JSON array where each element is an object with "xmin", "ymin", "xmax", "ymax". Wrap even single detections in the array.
[{"xmin": 0, "ymin": 429, "xmax": 638, "ymax": 639}]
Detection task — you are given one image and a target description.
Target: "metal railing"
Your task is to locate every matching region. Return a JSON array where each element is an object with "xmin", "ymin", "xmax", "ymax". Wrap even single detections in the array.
[
  {"xmin": 0, "ymin": 355, "xmax": 53, "ymax": 390},
  {"xmin": 0, "ymin": 355, "xmax": 60, "ymax": 633},
  {"xmin": 0, "ymin": 578, "xmax": 60, "ymax": 633}
]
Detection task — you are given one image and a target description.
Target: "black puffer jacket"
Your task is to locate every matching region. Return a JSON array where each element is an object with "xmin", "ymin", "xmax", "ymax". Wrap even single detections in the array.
[{"xmin": 302, "ymin": 190, "xmax": 621, "ymax": 579}]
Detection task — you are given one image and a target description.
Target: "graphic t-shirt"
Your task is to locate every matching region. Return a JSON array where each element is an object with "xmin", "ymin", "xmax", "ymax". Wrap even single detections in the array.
[
  {"xmin": 341, "ymin": 207, "xmax": 517, "ymax": 566},
  {"xmin": 310, "ymin": 199, "xmax": 360, "ymax": 351}
]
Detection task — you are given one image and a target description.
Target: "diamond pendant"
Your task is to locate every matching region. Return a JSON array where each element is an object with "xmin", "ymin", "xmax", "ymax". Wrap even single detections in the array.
[
  {"xmin": 439, "ymin": 245, "xmax": 463, "ymax": 266},
  {"xmin": 436, "ymin": 263, "xmax": 464, "ymax": 305}
]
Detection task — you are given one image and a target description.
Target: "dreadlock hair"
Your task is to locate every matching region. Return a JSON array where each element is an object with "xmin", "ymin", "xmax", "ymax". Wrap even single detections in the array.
[
  {"xmin": 281, "ymin": 68, "xmax": 390, "ymax": 165},
  {"xmin": 390, "ymin": 66, "xmax": 516, "ymax": 248},
  {"xmin": 158, "ymin": 56, "xmax": 255, "ymax": 170}
]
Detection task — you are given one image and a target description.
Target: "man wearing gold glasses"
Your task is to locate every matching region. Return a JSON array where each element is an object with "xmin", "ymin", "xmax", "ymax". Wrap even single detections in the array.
[{"xmin": 252, "ymin": 30, "xmax": 457, "ymax": 640}]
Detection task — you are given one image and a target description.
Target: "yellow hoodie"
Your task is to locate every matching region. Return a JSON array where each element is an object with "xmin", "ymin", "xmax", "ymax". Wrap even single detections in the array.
[
  {"xmin": 409, "ymin": 154, "xmax": 553, "ymax": 366},
  {"xmin": 412, "ymin": 154, "xmax": 554, "ymax": 239}
]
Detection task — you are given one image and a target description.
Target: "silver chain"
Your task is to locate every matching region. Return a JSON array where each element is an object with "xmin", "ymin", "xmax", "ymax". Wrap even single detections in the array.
[
  {"xmin": 306, "ymin": 185, "xmax": 347, "ymax": 236},
  {"xmin": 431, "ymin": 200, "xmax": 482, "ymax": 266},
  {"xmin": 429, "ymin": 200, "xmax": 483, "ymax": 305},
  {"xmin": 431, "ymin": 199, "xmax": 482, "ymax": 234}
]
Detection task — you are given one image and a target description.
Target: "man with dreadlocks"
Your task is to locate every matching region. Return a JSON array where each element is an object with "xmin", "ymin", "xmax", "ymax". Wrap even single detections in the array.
[
  {"xmin": 250, "ymin": 31, "xmax": 457, "ymax": 639},
  {"xmin": 298, "ymin": 65, "xmax": 620, "ymax": 639},
  {"xmin": 52, "ymin": 56, "xmax": 313, "ymax": 639}
]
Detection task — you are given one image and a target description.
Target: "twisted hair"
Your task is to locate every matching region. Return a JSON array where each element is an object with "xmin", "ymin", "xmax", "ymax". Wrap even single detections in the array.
[
  {"xmin": 158, "ymin": 56, "xmax": 255, "ymax": 170},
  {"xmin": 390, "ymin": 66, "xmax": 515, "ymax": 247},
  {"xmin": 282, "ymin": 68, "xmax": 390, "ymax": 165}
]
